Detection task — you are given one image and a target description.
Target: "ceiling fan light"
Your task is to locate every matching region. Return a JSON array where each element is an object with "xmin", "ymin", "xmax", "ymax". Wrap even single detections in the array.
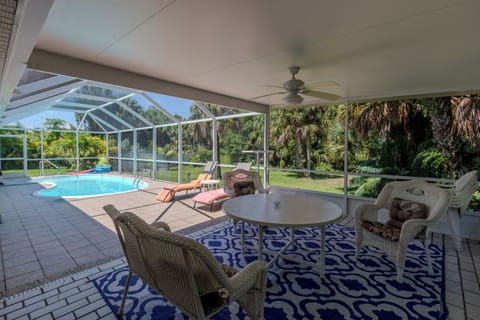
[{"xmin": 283, "ymin": 93, "xmax": 303, "ymax": 105}]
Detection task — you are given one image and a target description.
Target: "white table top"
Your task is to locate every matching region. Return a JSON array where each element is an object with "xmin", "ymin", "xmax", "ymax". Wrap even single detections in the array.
[{"xmin": 223, "ymin": 193, "xmax": 343, "ymax": 228}]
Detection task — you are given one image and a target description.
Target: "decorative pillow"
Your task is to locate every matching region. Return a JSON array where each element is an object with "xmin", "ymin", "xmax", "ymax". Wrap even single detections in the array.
[
  {"xmin": 363, "ymin": 198, "xmax": 428, "ymax": 241},
  {"xmin": 233, "ymin": 181, "xmax": 256, "ymax": 197},
  {"xmin": 388, "ymin": 198, "xmax": 427, "ymax": 228}
]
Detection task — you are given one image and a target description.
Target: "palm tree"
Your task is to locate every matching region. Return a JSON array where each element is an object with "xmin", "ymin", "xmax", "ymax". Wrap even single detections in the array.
[
  {"xmin": 430, "ymin": 95, "xmax": 480, "ymax": 177},
  {"xmin": 271, "ymin": 106, "xmax": 327, "ymax": 175},
  {"xmin": 348, "ymin": 100, "xmax": 428, "ymax": 173}
]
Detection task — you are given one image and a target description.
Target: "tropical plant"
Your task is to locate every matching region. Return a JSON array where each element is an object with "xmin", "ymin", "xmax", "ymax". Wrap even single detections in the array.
[{"xmin": 430, "ymin": 95, "xmax": 480, "ymax": 177}]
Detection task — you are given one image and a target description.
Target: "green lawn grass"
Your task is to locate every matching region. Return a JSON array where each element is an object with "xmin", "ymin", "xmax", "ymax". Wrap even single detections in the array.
[{"xmin": 156, "ymin": 166, "xmax": 344, "ymax": 194}]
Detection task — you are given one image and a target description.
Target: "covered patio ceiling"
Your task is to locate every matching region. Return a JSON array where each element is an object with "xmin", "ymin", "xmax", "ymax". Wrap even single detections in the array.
[{"xmin": 1, "ymin": 0, "xmax": 480, "ymax": 126}]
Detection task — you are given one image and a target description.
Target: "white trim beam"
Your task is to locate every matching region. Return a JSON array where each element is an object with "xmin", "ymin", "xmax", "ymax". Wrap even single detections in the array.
[
  {"xmin": 0, "ymin": 0, "xmax": 55, "ymax": 116},
  {"xmin": 8, "ymin": 80, "xmax": 84, "ymax": 109},
  {"xmin": 27, "ymin": 49, "xmax": 269, "ymax": 114},
  {"xmin": 3, "ymin": 91, "xmax": 71, "ymax": 124},
  {"xmin": 13, "ymin": 74, "xmax": 75, "ymax": 96}
]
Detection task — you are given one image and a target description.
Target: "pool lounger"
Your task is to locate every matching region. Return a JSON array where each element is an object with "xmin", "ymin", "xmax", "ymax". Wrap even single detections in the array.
[{"xmin": 192, "ymin": 188, "xmax": 229, "ymax": 211}]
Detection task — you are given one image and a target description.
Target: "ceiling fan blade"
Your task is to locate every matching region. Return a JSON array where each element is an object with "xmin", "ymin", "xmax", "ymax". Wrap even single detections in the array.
[
  {"xmin": 261, "ymin": 85, "xmax": 285, "ymax": 90},
  {"xmin": 302, "ymin": 90, "xmax": 341, "ymax": 101},
  {"xmin": 306, "ymin": 81, "xmax": 341, "ymax": 89},
  {"xmin": 251, "ymin": 91, "xmax": 285, "ymax": 100}
]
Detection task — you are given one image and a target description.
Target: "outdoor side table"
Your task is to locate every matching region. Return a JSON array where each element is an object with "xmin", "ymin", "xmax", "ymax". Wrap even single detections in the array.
[{"xmin": 200, "ymin": 179, "xmax": 220, "ymax": 191}]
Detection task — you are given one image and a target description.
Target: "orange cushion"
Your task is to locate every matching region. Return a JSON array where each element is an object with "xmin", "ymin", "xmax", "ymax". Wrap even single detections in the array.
[
  {"xmin": 156, "ymin": 188, "xmax": 176, "ymax": 202},
  {"xmin": 156, "ymin": 184, "xmax": 195, "ymax": 202},
  {"xmin": 190, "ymin": 173, "xmax": 212, "ymax": 187}
]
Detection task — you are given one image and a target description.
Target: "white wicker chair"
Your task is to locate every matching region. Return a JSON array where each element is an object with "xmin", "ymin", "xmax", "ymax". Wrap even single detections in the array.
[
  {"xmin": 444, "ymin": 170, "xmax": 478, "ymax": 250},
  {"xmin": 223, "ymin": 169, "xmax": 267, "ymax": 197},
  {"xmin": 223, "ymin": 169, "xmax": 268, "ymax": 231},
  {"xmin": 355, "ymin": 179, "xmax": 451, "ymax": 281},
  {"xmin": 103, "ymin": 205, "xmax": 267, "ymax": 320}
]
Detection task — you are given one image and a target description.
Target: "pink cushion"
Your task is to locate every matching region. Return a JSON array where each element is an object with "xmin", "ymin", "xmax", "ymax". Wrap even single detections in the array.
[{"xmin": 193, "ymin": 189, "xmax": 229, "ymax": 205}]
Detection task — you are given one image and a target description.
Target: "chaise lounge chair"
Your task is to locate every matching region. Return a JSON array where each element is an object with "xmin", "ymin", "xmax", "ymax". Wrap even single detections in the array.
[
  {"xmin": 234, "ymin": 162, "xmax": 252, "ymax": 171},
  {"xmin": 156, "ymin": 161, "xmax": 217, "ymax": 203}
]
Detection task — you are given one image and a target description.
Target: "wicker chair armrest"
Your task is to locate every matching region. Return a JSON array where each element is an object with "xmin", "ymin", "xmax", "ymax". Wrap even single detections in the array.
[
  {"xmin": 356, "ymin": 203, "xmax": 383, "ymax": 221},
  {"xmin": 150, "ymin": 221, "xmax": 171, "ymax": 232},
  {"xmin": 226, "ymin": 260, "xmax": 266, "ymax": 300},
  {"xmin": 398, "ymin": 218, "xmax": 430, "ymax": 244}
]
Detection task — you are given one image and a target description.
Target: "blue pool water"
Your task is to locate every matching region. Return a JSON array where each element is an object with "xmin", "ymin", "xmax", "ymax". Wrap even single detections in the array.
[{"xmin": 34, "ymin": 175, "xmax": 147, "ymax": 198}]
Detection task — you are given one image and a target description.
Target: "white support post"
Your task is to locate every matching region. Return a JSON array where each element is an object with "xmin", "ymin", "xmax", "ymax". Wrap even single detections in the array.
[
  {"xmin": 23, "ymin": 130, "xmax": 27, "ymax": 176},
  {"xmin": 75, "ymin": 131, "xmax": 79, "ymax": 170},
  {"xmin": 40, "ymin": 129, "xmax": 44, "ymax": 176},
  {"xmin": 152, "ymin": 127, "xmax": 157, "ymax": 180},
  {"xmin": 343, "ymin": 101, "xmax": 349, "ymax": 216},
  {"xmin": 105, "ymin": 134, "xmax": 109, "ymax": 158},
  {"xmin": 133, "ymin": 129, "xmax": 137, "ymax": 176},
  {"xmin": 178, "ymin": 124, "xmax": 182, "ymax": 183},
  {"xmin": 263, "ymin": 110, "xmax": 270, "ymax": 188},
  {"xmin": 212, "ymin": 117, "xmax": 218, "ymax": 177},
  {"xmin": 118, "ymin": 131, "xmax": 122, "ymax": 173}
]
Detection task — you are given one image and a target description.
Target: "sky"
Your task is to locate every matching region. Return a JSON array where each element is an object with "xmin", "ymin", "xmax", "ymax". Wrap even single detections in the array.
[{"xmin": 16, "ymin": 93, "xmax": 194, "ymax": 129}]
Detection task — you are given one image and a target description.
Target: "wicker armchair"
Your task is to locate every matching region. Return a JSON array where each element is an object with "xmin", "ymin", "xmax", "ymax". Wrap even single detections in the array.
[
  {"xmin": 355, "ymin": 179, "xmax": 451, "ymax": 281},
  {"xmin": 223, "ymin": 169, "xmax": 268, "ymax": 231},
  {"xmin": 444, "ymin": 170, "xmax": 478, "ymax": 250},
  {"xmin": 103, "ymin": 206, "xmax": 267, "ymax": 320},
  {"xmin": 223, "ymin": 169, "xmax": 267, "ymax": 197}
]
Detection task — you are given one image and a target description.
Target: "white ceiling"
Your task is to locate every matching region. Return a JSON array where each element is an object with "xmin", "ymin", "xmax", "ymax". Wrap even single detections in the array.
[{"xmin": 5, "ymin": 0, "xmax": 480, "ymax": 116}]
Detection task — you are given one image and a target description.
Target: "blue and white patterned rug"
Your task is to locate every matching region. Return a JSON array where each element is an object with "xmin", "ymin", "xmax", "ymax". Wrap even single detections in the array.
[{"xmin": 93, "ymin": 223, "xmax": 447, "ymax": 320}]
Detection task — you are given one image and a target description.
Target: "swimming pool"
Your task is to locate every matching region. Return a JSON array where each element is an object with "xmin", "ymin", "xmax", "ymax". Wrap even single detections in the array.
[{"xmin": 33, "ymin": 175, "xmax": 147, "ymax": 198}]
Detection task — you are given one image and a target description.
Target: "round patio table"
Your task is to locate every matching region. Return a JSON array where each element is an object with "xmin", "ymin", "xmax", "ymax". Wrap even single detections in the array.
[{"xmin": 223, "ymin": 192, "xmax": 343, "ymax": 272}]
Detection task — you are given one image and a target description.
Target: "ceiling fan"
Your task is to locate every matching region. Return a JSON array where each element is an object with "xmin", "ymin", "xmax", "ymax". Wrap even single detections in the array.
[{"xmin": 252, "ymin": 66, "xmax": 341, "ymax": 105}]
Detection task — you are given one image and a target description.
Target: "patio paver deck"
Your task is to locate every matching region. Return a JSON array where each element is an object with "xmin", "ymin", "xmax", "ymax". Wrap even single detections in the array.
[{"xmin": 0, "ymin": 176, "xmax": 225, "ymax": 296}]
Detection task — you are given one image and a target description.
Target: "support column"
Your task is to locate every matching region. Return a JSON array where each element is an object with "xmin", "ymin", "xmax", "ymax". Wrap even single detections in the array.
[
  {"xmin": 118, "ymin": 131, "xmax": 122, "ymax": 173},
  {"xmin": 178, "ymin": 124, "xmax": 183, "ymax": 183},
  {"xmin": 152, "ymin": 127, "xmax": 157, "ymax": 180},
  {"xmin": 343, "ymin": 101, "xmax": 349, "ymax": 216},
  {"xmin": 23, "ymin": 130, "xmax": 27, "ymax": 176},
  {"xmin": 212, "ymin": 118, "xmax": 218, "ymax": 177},
  {"xmin": 75, "ymin": 131, "xmax": 79, "ymax": 170},
  {"xmin": 263, "ymin": 110, "xmax": 270, "ymax": 188},
  {"xmin": 40, "ymin": 130, "xmax": 44, "ymax": 176},
  {"xmin": 133, "ymin": 129, "xmax": 137, "ymax": 176},
  {"xmin": 106, "ymin": 134, "xmax": 109, "ymax": 157}
]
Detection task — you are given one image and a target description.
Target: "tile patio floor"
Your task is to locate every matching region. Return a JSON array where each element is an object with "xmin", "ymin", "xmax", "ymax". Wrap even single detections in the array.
[
  {"xmin": 0, "ymin": 176, "xmax": 479, "ymax": 319},
  {"xmin": 0, "ymin": 176, "xmax": 225, "ymax": 296}
]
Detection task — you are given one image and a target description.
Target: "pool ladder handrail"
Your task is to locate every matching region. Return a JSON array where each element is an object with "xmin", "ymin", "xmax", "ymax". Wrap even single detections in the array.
[
  {"xmin": 40, "ymin": 159, "xmax": 62, "ymax": 175},
  {"xmin": 133, "ymin": 169, "xmax": 150, "ymax": 187},
  {"xmin": 133, "ymin": 176, "xmax": 142, "ymax": 187}
]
